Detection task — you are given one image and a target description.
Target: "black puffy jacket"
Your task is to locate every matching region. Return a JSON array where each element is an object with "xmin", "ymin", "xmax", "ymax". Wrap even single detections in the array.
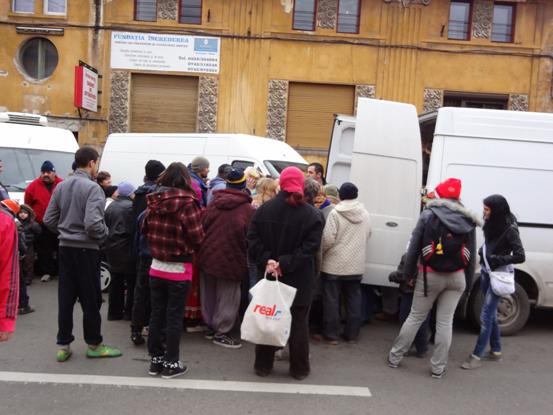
[
  {"xmin": 479, "ymin": 224, "xmax": 525, "ymax": 270},
  {"xmin": 104, "ymin": 196, "xmax": 135, "ymax": 273}
]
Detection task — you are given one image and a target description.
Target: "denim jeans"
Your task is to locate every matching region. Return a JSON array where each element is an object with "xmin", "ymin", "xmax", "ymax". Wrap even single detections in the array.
[
  {"xmin": 148, "ymin": 276, "xmax": 190, "ymax": 363},
  {"xmin": 473, "ymin": 270, "xmax": 502, "ymax": 357}
]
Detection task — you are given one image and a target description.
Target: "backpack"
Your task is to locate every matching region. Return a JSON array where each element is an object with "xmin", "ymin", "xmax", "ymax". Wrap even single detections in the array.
[{"xmin": 420, "ymin": 214, "xmax": 471, "ymax": 295}]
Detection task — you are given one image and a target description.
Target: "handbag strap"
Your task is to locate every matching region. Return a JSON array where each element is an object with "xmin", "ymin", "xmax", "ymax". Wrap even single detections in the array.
[{"xmin": 482, "ymin": 243, "xmax": 492, "ymax": 272}]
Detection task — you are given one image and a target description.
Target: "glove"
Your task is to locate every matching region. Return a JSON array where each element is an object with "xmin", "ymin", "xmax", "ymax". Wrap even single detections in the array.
[{"xmin": 388, "ymin": 270, "xmax": 404, "ymax": 284}]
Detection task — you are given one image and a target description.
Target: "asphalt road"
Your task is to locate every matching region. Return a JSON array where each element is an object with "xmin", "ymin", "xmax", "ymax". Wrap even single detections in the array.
[{"xmin": 1, "ymin": 281, "xmax": 552, "ymax": 415}]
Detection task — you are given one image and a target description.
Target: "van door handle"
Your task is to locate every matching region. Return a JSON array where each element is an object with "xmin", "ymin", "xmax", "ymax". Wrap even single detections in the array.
[{"xmin": 386, "ymin": 222, "xmax": 398, "ymax": 228}]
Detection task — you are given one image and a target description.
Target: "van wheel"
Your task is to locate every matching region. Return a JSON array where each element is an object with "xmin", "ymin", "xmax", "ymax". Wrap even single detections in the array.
[
  {"xmin": 100, "ymin": 261, "xmax": 111, "ymax": 293},
  {"xmin": 468, "ymin": 281, "xmax": 530, "ymax": 336}
]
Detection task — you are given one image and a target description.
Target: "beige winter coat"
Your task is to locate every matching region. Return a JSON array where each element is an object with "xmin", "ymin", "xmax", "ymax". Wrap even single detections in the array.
[{"xmin": 321, "ymin": 199, "xmax": 371, "ymax": 276}]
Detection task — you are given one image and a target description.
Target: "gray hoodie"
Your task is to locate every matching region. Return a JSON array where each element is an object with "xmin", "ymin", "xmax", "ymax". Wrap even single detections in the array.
[
  {"xmin": 403, "ymin": 198, "xmax": 482, "ymax": 284},
  {"xmin": 207, "ymin": 176, "xmax": 226, "ymax": 205},
  {"xmin": 44, "ymin": 169, "xmax": 108, "ymax": 249}
]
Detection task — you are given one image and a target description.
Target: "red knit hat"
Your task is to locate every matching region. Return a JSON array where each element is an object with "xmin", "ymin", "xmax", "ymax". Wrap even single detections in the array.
[
  {"xmin": 1, "ymin": 199, "xmax": 21, "ymax": 215},
  {"xmin": 279, "ymin": 166, "xmax": 305, "ymax": 194},
  {"xmin": 432, "ymin": 178, "xmax": 462, "ymax": 200}
]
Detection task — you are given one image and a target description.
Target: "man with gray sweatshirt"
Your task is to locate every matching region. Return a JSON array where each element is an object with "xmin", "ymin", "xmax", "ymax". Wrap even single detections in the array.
[{"xmin": 44, "ymin": 146, "xmax": 122, "ymax": 362}]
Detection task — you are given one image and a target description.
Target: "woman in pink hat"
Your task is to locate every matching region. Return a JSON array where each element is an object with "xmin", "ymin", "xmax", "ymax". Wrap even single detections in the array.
[{"xmin": 247, "ymin": 166, "xmax": 324, "ymax": 380}]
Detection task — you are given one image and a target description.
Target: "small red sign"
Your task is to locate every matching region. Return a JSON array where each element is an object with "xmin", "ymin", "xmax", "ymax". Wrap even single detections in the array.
[{"xmin": 74, "ymin": 65, "xmax": 98, "ymax": 112}]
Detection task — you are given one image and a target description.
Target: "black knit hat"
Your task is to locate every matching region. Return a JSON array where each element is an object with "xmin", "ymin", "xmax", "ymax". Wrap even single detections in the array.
[
  {"xmin": 339, "ymin": 182, "xmax": 358, "ymax": 201},
  {"xmin": 41, "ymin": 160, "xmax": 55, "ymax": 173},
  {"xmin": 145, "ymin": 160, "xmax": 165, "ymax": 181},
  {"xmin": 226, "ymin": 168, "xmax": 247, "ymax": 190}
]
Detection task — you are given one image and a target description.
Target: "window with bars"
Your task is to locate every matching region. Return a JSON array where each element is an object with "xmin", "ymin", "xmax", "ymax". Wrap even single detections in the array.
[
  {"xmin": 491, "ymin": 3, "xmax": 515, "ymax": 43},
  {"xmin": 13, "ymin": 0, "xmax": 34, "ymax": 13},
  {"xmin": 179, "ymin": 0, "xmax": 202, "ymax": 24},
  {"xmin": 337, "ymin": 0, "xmax": 360, "ymax": 34},
  {"xmin": 448, "ymin": 1, "xmax": 472, "ymax": 40},
  {"xmin": 135, "ymin": 0, "xmax": 157, "ymax": 22},
  {"xmin": 292, "ymin": 0, "xmax": 317, "ymax": 31}
]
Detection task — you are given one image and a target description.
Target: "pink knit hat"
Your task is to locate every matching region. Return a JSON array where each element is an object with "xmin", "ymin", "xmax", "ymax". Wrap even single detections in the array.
[{"xmin": 279, "ymin": 167, "xmax": 305, "ymax": 194}]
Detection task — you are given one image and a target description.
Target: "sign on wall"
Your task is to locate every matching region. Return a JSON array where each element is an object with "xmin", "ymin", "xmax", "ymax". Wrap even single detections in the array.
[
  {"xmin": 110, "ymin": 32, "xmax": 220, "ymax": 74},
  {"xmin": 74, "ymin": 62, "xmax": 98, "ymax": 112}
]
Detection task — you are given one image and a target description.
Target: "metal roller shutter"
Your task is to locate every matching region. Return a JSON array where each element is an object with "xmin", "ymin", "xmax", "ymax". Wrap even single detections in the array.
[
  {"xmin": 130, "ymin": 74, "xmax": 199, "ymax": 133},
  {"xmin": 286, "ymin": 82, "xmax": 355, "ymax": 158}
]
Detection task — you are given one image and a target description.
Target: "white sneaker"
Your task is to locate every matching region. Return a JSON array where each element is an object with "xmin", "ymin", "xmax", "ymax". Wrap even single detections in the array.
[{"xmin": 41, "ymin": 274, "xmax": 51, "ymax": 282}]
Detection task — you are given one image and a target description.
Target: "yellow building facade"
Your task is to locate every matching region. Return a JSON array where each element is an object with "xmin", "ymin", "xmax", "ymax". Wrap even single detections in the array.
[{"xmin": 1, "ymin": 0, "xmax": 552, "ymax": 164}]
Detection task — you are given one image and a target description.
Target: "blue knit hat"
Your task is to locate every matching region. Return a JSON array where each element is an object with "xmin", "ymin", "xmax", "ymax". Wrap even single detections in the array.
[
  {"xmin": 117, "ymin": 181, "xmax": 136, "ymax": 197},
  {"xmin": 41, "ymin": 160, "xmax": 55, "ymax": 173}
]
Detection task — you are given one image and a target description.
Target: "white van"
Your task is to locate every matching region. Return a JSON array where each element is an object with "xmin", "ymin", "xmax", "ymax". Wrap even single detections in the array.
[
  {"xmin": 327, "ymin": 99, "xmax": 553, "ymax": 334},
  {"xmin": 0, "ymin": 112, "xmax": 78, "ymax": 203},
  {"xmin": 100, "ymin": 133, "xmax": 308, "ymax": 187}
]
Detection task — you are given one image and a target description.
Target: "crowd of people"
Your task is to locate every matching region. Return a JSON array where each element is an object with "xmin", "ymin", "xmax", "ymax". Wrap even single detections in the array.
[{"xmin": 0, "ymin": 152, "xmax": 525, "ymax": 381}]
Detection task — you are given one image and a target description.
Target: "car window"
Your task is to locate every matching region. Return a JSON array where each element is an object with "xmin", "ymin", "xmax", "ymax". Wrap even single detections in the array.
[
  {"xmin": 0, "ymin": 147, "xmax": 74, "ymax": 191},
  {"xmin": 231, "ymin": 160, "xmax": 254, "ymax": 170},
  {"xmin": 263, "ymin": 160, "xmax": 308, "ymax": 178}
]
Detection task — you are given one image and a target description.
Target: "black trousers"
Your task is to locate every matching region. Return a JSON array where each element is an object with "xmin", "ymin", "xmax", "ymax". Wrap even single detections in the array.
[
  {"xmin": 321, "ymin": 278, "xmax": 362, "ymax": 341},
  {"xmin": 36, "ymin": 226, "xmax": 58, "ymax": 276},
  {"xmin": 57, "ymin": 247, "xmax": 103, "ymax": 346},
  {"xmin": 18, "ymin": 260, "xmax": 29, "ymax": 308},
  {"xmin": 148, "ymin": 277, "xmax": 190, "ymax": 363},
  {"xmin": 131, "ymin": 256, "xmax": 152, "ymax": 333},
  {"xmin": 21, "ymin": 245, "xmax": 35, "ymax": 284},
  {"xmin": 255, "ymin": 305, "xmax": 310, "ymax": 377},
  {"xmin": 108, "ymin": 270, "xmax": 136, "ymax": 320}
]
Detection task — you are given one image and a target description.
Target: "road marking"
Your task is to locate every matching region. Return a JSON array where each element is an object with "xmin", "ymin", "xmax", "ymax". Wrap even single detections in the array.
[{"xmin": 0, "ymin": 371, "xmax": 372, "ymax": 397}]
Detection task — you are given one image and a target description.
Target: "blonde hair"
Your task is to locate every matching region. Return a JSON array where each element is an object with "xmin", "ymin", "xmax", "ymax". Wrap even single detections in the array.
[
  {"xmin": 253, "ymin": 178, "xmax": 279, "ymax": 207},
  {"xmin": 244, "ymin": 166, "xmax": 261, "ymax": 180}
]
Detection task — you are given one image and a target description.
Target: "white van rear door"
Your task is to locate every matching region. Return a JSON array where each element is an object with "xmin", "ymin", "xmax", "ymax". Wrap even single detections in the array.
[
  {"xmin": 326, "ymin": 114, "xmax": 356, "ymax": 186},
  {"xmin": 351, "ymin": 98, "xmax": 422, "ymax": 286}
]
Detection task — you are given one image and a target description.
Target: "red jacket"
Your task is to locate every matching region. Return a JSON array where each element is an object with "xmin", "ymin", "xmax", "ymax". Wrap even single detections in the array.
[
  {"xmin": 198, "ymin": 189, "xmax": 254, "ymax": 281},
  {"xmin": 0, "ymin": 209, "xmax": 19, "ymax": 333},
  {"xmin": 24, "ymin": 176, "xmax": 63, "ymax": 223},
  {"xmin": 143, "ymin": 187, "xmax": 204, "ymax": 262}
]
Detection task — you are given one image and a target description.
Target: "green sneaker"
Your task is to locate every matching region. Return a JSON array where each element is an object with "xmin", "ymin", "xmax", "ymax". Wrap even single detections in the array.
[
  {"xmin": 86, "ymin": 344, "xmax": 122, "ymax": 358},
  {"xmin": 56, "ymin": 347, "xmax": 72, "ymax": 362}
]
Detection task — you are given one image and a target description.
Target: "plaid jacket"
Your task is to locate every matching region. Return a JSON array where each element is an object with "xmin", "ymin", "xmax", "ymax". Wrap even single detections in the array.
[{"xmin": 142, "ymin": 187, "xmax": 204, "ymax": 262}]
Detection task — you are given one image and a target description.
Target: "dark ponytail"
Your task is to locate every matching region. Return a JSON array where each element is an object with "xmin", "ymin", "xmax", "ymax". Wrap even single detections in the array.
[{"xmin": 283, "ymin": 191, "xmax": 305, "ymax": 207}]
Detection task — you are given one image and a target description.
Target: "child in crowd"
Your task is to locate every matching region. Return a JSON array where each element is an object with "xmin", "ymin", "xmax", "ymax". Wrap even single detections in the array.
[{"xmin": 17, "ymin": 204, "xmax": 42, "ymax": 286}]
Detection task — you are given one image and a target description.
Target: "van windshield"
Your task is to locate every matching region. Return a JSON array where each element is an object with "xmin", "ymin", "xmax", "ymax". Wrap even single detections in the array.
[
  {"xmin": 0, "ymin": 148, "xmax": 75, "ymax": 191},
  {"xmin": 264, "ymin": 160, "xmax": 308, "ymax": 178}
]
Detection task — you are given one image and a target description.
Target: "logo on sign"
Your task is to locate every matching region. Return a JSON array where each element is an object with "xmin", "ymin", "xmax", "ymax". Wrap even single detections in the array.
[{"xmin": 194, "ymin": 38, "xmax": 218, "ymax": 53}]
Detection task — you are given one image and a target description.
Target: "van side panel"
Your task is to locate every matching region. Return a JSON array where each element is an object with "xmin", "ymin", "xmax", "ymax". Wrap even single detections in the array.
[
  {"xmin": 428, "ymin": 133, "xmax": 553, "ymax": 307},
  {"xmin": 351, "ymin": 99, "xmax": 422, "ymax": 286},
  {"xmin": 100, "ymin": 134, "xmax": 308, "ymax": 187}
]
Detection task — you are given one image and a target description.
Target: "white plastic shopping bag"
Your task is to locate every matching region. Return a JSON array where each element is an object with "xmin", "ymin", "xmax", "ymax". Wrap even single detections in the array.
[{"xmin": 240, "ymin": 274, "xmax": 297, "ymax": 347}]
